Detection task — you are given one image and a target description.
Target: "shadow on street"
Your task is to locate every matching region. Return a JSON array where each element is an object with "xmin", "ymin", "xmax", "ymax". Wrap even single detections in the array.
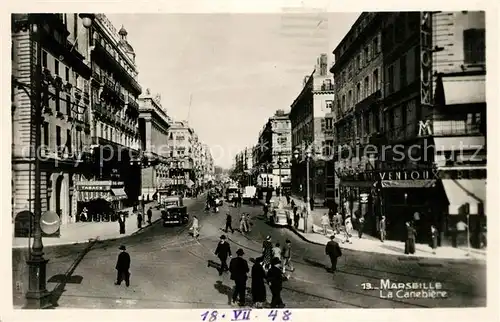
[{"xmin": 49, "ymin": 239, "xmax": 98, "ymax": 307}]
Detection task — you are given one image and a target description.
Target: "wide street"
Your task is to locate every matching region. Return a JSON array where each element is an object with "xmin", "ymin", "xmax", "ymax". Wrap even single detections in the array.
[{"xmin": 12, "ymin": 195, "xmax": 486, "ymax": 309}]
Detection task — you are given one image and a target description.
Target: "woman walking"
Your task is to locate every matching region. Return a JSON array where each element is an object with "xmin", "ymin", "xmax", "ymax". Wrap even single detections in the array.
[
  {"xmin": 262, "ymin": 236, "xmax": 273, "ymax": 269},
  {"xmin": 251, "ymin": 257, "xmax": 267, "ymax": 308},
  {"xmin": 191, "ymin": 215, "xmax": 200, "ymax": 239}
]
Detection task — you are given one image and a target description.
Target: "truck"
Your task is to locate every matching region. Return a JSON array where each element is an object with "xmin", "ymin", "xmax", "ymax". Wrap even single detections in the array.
[{"xmin": 242, "ymin": 186, "xmax": 257, "ymax": 204}]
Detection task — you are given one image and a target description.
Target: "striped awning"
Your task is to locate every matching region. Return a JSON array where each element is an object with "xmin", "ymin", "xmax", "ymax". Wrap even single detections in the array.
[{"xmin": 111, "ymin": 188, "xmax": 128, "ymax": 200}]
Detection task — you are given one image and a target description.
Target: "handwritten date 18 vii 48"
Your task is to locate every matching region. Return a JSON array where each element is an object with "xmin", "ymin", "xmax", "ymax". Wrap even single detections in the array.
[{"xmin": 200, "ymin": 309, "xmax": 292, "ymax": 322}]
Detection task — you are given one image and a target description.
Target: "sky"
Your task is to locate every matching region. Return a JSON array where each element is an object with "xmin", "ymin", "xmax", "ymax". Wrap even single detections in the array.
[{"xmin": 106, "ymin": 12, "xmax": 359, "ymax": 169}]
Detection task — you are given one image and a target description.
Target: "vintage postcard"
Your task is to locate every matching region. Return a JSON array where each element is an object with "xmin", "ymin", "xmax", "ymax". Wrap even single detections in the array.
[{"xmin": 3, "ymin": 1, "xmax": 496, "ymax": 322}]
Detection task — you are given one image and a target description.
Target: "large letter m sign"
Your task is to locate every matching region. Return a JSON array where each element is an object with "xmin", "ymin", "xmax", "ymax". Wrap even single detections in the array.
[{"xmin": 418, "ymin": 120, "xmax": 432, "ymax": 136}]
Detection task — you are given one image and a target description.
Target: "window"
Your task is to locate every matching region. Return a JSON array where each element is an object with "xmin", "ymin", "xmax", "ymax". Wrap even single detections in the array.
[
  {"xmin": 463, "ymin": 28, "xmax": 485, "ymax": 64},
  {"xmin": 54, "ymin": 59, "xmax": 59, "ymax": 76},
  {"xmin": 66, "ymin": 129, "xmax": 72, "ymax": 153},
  {"xmin": 348, "ymin": 90, "xmax": 352, "ymax": 108},
  {"xmin": 341, "ymin": 95, "xmax": 346, "ymax": 111},
  {"xmin": 400, "ymin": 55, "xmax": 407, "ymax": 88},
  {"xmin": 56, "ymin": 126, "xmax": 61, "ymax": 150},
  {"xmin": 373, "ymin": 69, "xmax": 379, "ymax": 92},
  {"xmin": 373, "ymin": 109, "xmax": 380, "ymax": 132},
  {"xmin": 357, "ymin": 54, "xmax": 361, "ymax": 70},
  {"xmin": 66, "ymin": 94, "xmax": 71, "ymax": 117},
  {"xmin": 388, "ymin": 65, "xmax": 395, "ymax": 94},
  {"xmin": 372, "ymin": 36, "xmax": 379, "ymax": 56},
  {"xmin": 364, "ymin": 76, "xmax": 370, "ymax": 98},
  {"xmin": 325, "ymin": 118, "xmax": 333, "ymax": 130},
  {"xmin": 65, "ymin": 67, "xmax": 70, "ymax": 81},
  {"xmin": 325, "ymin": 100, "xmax": 333, "ymax": 110},
  {"xmin": 42, "ymin": 51, "xmax": 47, "ymax": 68},
  {"xmin": 356, "ymin": 82, "xmax": 361, "ymax": 103},
  {"xmin": 364, "ymin": 46, "xmax": 370, "ymax": 64},
  {"xmin": 364, "ymin": 113, "xmax": 370, "ymax": 135},
  {"xmin": 43, "ymin": 122, "xmax": 49, "ymax": 147}
]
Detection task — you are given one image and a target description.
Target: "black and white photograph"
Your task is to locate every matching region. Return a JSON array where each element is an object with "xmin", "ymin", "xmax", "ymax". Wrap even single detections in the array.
[{"xmin": 6, "ymin": 4, "xmax": 494, "ymax": 318}]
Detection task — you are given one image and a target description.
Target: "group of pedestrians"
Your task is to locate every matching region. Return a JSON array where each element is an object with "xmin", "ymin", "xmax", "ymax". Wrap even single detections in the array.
[
  {"xmin": 213, "ymin": 234, "xmax": 290, "ymax": 308},
  {"xmin": 224, "ymin": 212, "xmax": 252, "ymax": 234}
]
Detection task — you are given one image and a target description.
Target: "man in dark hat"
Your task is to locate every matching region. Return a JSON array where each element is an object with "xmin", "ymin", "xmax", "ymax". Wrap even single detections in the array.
[
  {"xmin": 267, "ymin": 257, "xmax": 285, "ymax": 308},
  {"xmin": 115, "ymin": 245, "xmax": 131, "ymax": 287},
  {"xmin": 229, "ymin": 248, "xmax": 249, "ymax": 306},
  {"xmin": 325, "ymin": 235, "xmax": 342, "ymax": 273},
  {"xmin": 214, "ymin": 235, "xmax": 232, "ymax": 275}
]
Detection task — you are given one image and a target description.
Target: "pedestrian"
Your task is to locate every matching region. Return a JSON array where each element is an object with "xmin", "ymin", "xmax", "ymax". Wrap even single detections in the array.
[
  {"xmin": 266, "ymin": 257, "xmax": 285, "ymax": 308},
  {"xmin": 191, "ymin": 215, "xmax": 200, "ymax": 238},
  {"xmin": 262, "ymin": 236, "xmax": 273, "ymax": 269},
  {"xmin": 325, "ymin": 235, "xmax": 342, "ymax": 273},
  {"xmin": 245, "ymin": 214, "xmax": 252, "ymax": 232},
  {"xmin": 272, "ymin": 242, "xmax": 282, "ymax": 262},
  {"xmin": 358, "ymin": 216, "xmax": 365, "ymax": 238},
  {"xmin": 379, "ymin": 216, "xmax": 386, "ymax": 242},
  {"xmin": 251, "ymin": 256, "xmax": 267, "ymax": 308},
  {"xmin": 405, "ymin": 221, "xmax": 417, "ymax": 254},
  {"xmin": 321, "ymin": 213, "xmax": 330, "ymax": 235},
  {"xmin": 229, "ymin": 248, "xmax": 249, "ymax": 306},
  {"xmin": 430, "ymin": 225, "xmax": 438, "ymax": 255},
  {"xmin": 293, "ymin": 206, "xmax": 299, "ymax": 229},
  {"xmin": 328, "ymin": 207, "xmax": 335, "ymax": 228},
  {"xmin": 344, "ymin": 216, "xmax": 353, "ymax": 244},
  {"xmin": 118, "ymin": 213, "xmax": 126, "ymax": 234},
  {"xmin": 137, "ymin": 212, "xmax": 143, "ymax": 229},
  {"xmin": 285, "ymin": 193, "xmax": 290, "ymax": 205},
  {"xmin": 263, "ymin": 202, "xmax": 269, "ymax": 217},
  {"xmin": 239, "ymin": 213, "xmax": 248, "ymax": 233},
  {"xmin": 309, "ymin": 197, "xmax": 314, "ymax": 211},
  {"xmin": 334, "ymin": 212, "xmax": 342, "ymax": 234},
  {"xmin": 225, "ymin": 212, "xmax": 234, "ymax": 233},
  {"xmin": 115, "ymin": 245, "xmax": 131, "ymax": 287},
  {"xmin": 290, "ymin": 199, "xmax": 295, "ymax": 209},
  {"xmin": 147, "ymin": 207, "xmax": 153, "ymax": 225},
  {"xmin": 214, "ymin": 235, "xmax": 232, "ymax": 275},
  {"xmin": 281, "ymin": 239, "xmax": 294, "ymax": 274}
]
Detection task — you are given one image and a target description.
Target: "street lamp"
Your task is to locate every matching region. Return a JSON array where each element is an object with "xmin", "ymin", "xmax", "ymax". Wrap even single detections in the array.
[
  {"xmin": 14, "ymin": 13, "xmax": 95, "ymax": 309},
  {"xmin": 293, "ymin": 148, "xmax": 315, "ymax": 233}
]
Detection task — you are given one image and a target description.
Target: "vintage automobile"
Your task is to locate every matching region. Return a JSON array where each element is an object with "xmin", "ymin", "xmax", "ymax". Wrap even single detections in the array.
[
  {"xmin": 160, "ymin": 195, "xmax": 184, "ymax": 208},
  {"xmin": 161, "ymin": 205, "xmax": 189, "ymax": 226},
  {"xmin": 226, "ymin": 186, "xmax": 239, "ymax": 202}
]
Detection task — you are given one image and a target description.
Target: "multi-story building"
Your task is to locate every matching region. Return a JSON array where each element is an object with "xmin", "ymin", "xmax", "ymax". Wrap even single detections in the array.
[
  {"xmin": 330, "ymin": 12, "xmax": 384, "ymax": 231},
  {"xmin": 255, "ymin": 110, "xmax": 292, "ymax": 192},
  {"xmin": 138, "ymin": 89, "xmax": 171, "ymax": 201},
  {"xmin": 201, "ymin": 144, "xmax": 215, "ymax": 187},
  {"xmin": 166, "ymin": 120, "xmax": 195, "ymax": 193},
  {"xmin": 289, "ymin": 54, "xmax": 335, "ymax": 206},
  {"xmin": 75, "ymin": 15, "xmax": 143, "ymax": 218},
  {"xmin": 331, "ymin": 12, "xmax": 486, "ymax": 247},
  {"xmin": 12, "ymin": 14, "xmax": 96, "ymax": 235}
]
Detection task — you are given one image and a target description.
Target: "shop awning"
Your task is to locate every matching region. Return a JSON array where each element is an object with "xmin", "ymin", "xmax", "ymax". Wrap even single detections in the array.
[
  {"xmin": 442, "ymin": 179, "xmax": 486, "ymax": 215},
  {"xmin": 441, "ymin": 75, "xmax": 485, "ymax": 105},
  {"xmin": 381, "ymin": 180, "xmax": 436, "ymax": 188},
  {"xmin": 78, "ymin": 191, "xmax": 112, "ymax": 202},
  {"xmin": 111, "ymin": 188, "xmax": 128, "ymax": 200},
  {"xmin": 433, "ymin": 136, "xmax": 485, "ymax": 152},
  {"xmin": 340, "ymin": 181, "xmax": 376, "ymax": 188}
]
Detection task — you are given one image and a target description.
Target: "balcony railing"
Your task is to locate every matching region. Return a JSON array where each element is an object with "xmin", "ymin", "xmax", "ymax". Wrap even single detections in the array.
[
  {"xmin": 315, "ymin": 83, "xmax": 335, "ymax": 91},
  {"xmin": 127, "ymin": 95, "xmax": 139, "ymax": 110}
]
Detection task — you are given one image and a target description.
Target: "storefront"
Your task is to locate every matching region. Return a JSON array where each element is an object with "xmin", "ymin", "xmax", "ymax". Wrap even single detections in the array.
[{"xmin": 75, "ymin": 181, "xmax": 128, "ymax": 221}]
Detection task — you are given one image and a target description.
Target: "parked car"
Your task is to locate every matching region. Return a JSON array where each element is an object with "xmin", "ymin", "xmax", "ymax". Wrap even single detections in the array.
[{"xmin": 271, "ymin": 208, "xmax": 290, "ymax": 226}]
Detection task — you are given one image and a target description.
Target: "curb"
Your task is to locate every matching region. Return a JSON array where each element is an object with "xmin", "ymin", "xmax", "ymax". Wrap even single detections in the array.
[
  {"xmin": 12, "ymin": 194, "xmax": 206, "ymax": 249},
  {"xmin": 286, "ymin": 225, "xmax": 486, "ymax": 261}
]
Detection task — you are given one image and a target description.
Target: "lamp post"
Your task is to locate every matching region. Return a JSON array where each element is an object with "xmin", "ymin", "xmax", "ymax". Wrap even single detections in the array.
[
  {"xmin": 294, "ymin": 148, "xmax": 314, "ymax": 233},
  {"xmin": 15, "ymin": 13, "xmax": 95, "ymax": 309}
]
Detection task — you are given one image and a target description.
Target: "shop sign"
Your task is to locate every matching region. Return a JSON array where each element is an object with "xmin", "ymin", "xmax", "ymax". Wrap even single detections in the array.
[
  {"xmin": 418, "ymin": 120, "xmax": 433, "ymax": 137},
  {"xmin": 379, "ymin": 170, "xmax": 431, "ymax": 181},
  {"xmin": 420, "ymin": 12, "xmax": 433, "ymax": 107},
  {"xmin": 77, "ymin": 185, "xmax": 110, "ymax": 191},
  {"xmin": 360, "ymin": 193, "xmax": 369, "ymax": 204}
]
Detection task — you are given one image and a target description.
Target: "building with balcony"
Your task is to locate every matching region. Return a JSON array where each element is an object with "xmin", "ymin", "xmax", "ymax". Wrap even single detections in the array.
[
  {"xmin": 254, "ymin": 110, "xmax": 292, "ymax": 192},
  {"xmin": 330, "ymin": 12, "xmax": 486, "ymax": 248},
  {"xmin": 166, "ymin": 120, "xmax": 195, "ymax": 193},
  {"xmin": 138, "ymin": 89, "xmax": 171, "ymax": 201},
  {"xmin": 74, "ymin": 14, "xmax": 143, "ymax": 217},
  {"xmin": 330, "ymin": 12, "xmax": 384, "ymax": 232},
  {"xmin": 201, "ymin": 143, "xmax": 215, "ymax": 187},
  {"xmin": 12, "ymin": 14, "xmax": 96, "ymax": 236},
  {"xmin": 289, "ymin": 53, "xmax": 335, "ymax": 207}
]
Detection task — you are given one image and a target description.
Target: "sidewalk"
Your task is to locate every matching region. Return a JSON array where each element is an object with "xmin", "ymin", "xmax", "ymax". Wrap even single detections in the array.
[
  {"xmin": 287, "ymin": 195, "xmax": 487, "ymax": 261},
  {"xmin": 12, "ymin": 196, "xmax": 200, "ymax": 249}
]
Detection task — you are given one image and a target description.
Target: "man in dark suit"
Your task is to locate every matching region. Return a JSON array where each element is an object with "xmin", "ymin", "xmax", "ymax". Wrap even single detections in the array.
[
  {"xmin": 115, "ymin": 245, "xmax": 131, "ymax": 287},
  {"xmin": 325, "ymin": 235, "xmax": 342, "ymax": 273},
  {"xmin": 214, "ymin": 235, "xmax": 232, "ymax": 275},
  {"xmin": 267, "ymin": 257, "xmax": 285, "ymax": 308},
  {"xmin": 225, "ymin": 213, "xmax": 234, "ymax": 233},
  {"xmin": 229, "ymin": 248, "xmax": 249, "ymax": 306}
]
